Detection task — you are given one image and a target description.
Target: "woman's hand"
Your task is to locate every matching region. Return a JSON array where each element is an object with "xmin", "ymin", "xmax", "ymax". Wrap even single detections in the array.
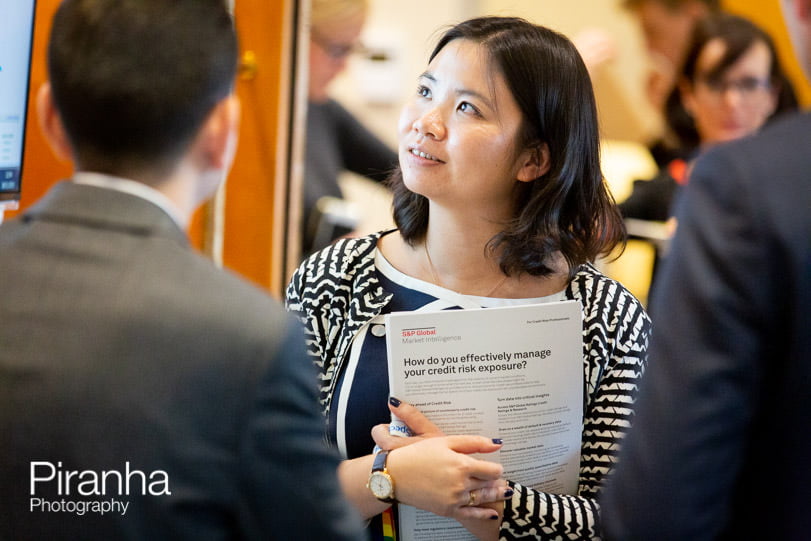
[
  {"xmin": 371, "ymin": 396, "xmax": 446, "ymax": 450},
  {"xmin": 385, "ymin": 435, "xmax": 509, "ymax": 521},
  {"xmin": 374, "ymin": 397, "xmax": 512, "ymax": 524},
  {"xmin": 457, "ymin": 500, "xmax": 504, "ymax": 541}
]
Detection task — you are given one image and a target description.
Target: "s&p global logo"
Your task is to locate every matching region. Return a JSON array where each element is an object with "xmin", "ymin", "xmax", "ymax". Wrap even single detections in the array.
[
  {"xmin": 400, "ymin": 326, "xmax": 461, "ymax": 345},
  {"xmin": 29, "ymin": 461, "xmax": 171, "ymax": 517},
  {"xmin": 401, "ymin": 326, "xmax": 437, "ymax": 338}
]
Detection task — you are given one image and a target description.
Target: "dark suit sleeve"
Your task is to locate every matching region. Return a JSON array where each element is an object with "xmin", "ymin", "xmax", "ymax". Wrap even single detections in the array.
[
  {"xmin": 600, "ymin": 146, "xmax": 766, "ymax": 540},
  {"xmin": 237, "ymin": 316, "xmax": 363, "ymax": 540}
]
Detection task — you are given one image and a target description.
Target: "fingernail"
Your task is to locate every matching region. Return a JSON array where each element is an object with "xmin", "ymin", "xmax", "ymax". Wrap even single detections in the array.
[
  {"xmin": 492, "ymin": 438, "xmax": 503, "ymax": 445},
  {"xmin": 389, "ymin": 396, "xmax": 402, "ymax": 407},
  {"xmin": 504, "ymin": 488, "xmax": 514, "ymax": 498}
]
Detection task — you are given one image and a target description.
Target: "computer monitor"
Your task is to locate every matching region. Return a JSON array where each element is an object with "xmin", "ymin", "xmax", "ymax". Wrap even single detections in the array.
[{"xmin": 0, "ymin": 0, "xmax": 37, "ymax": 203}]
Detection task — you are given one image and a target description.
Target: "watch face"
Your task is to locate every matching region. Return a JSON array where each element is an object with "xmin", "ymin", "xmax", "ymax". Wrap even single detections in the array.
[{"xmin": 369, "ymin": 472, "xmax": 393, "ymax": 500}]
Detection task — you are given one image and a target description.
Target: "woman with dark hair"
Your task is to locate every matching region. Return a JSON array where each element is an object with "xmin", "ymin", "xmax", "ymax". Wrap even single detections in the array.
[
  {"xmin": 287, "ymin": 16, "xmax": 650, "ymax": 540},
  {"xmin": 678, "ymin": 12, "xmax": 796, "ymax": 147},
  {"xmin": 620, "ymin": 12, "xmax": 796, "ymax": 223}
]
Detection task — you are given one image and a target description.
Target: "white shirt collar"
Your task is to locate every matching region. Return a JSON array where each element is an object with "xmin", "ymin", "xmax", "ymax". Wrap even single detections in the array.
[{"xmin": 72, "ymin": 171, "xmax": 186, "ymax": 228}]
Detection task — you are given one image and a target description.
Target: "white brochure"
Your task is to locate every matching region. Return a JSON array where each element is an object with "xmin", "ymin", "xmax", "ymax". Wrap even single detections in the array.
[{"xmin": 385, "ymin": 300, "xmax": 584, "ymax": 541}]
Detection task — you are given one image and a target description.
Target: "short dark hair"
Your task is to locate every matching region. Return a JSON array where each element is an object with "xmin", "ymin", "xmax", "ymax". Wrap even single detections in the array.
[
  {"xmin": 48, "ymin": 0, "xmax": 238, "ymax": 177},
  {"xmin": 673, "ymin": 12, "xmax": 798, "ymax": 148},
  {"xmin": 389, "ymin": 16, "xmax": 623, "ymax": 279}
]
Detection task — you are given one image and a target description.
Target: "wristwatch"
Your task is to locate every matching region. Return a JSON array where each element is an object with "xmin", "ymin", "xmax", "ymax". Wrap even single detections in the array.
[{"xmin": 367, "ymin": 450, "xmax": 396, "ymax": 503}]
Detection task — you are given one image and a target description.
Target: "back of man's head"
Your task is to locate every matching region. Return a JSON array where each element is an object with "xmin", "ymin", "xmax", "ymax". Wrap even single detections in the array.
[{"xmin": 47, "ymin": 0, "xmax": 238, "ymax": 177}]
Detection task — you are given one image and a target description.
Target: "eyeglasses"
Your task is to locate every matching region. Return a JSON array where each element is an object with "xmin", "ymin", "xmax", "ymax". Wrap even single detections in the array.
[
  {"xmin": 311, "ymin": 29, "xmax": 366, "ymax": 60},
  {"xmin": 696, "ymin": 76, "xmax": 772, "ymax": 99}
]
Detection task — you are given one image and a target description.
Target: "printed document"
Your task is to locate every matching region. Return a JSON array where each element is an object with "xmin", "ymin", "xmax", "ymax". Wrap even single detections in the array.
[{"xmin": 385, "ymin": 300, "xmax": 583, "ymax": 540}]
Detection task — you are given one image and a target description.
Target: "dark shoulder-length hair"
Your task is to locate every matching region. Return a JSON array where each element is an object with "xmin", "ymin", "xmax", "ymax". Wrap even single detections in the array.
[
  {"xmin": 389, "ymin": 16, "xmax": 624, "ymax": 279},
  {"xmin": 670, "ymin": 12, "xmax": 798, "ymax": 150}
]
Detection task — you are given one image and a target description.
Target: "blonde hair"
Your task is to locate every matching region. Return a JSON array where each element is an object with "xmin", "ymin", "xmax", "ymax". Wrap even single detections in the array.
[{"xmin": 311, "ymin": 0, "xmax": 367, "ymax": 31}]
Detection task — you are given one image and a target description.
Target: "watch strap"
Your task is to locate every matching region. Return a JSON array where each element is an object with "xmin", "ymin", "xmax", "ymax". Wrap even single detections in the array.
[{"xmin": 372, "ymin": 449, "xmax": 389, "ymax": 472}]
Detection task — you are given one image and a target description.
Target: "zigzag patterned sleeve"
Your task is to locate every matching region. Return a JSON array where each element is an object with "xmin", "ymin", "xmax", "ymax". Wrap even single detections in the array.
[
  {"xmin": 284, "ymin": 236, "xmax": 383, "ymax": 413},
  {"xmin": 285, "ymin": 257, "xmax": 319, "ymax": 350},
  {"xmin": 499, "ymin": 272, "xmax": 651, "ymax": 540},
  {"xmin": 285, "ymin": 252, "xmax": 334, "ymax": 409}
]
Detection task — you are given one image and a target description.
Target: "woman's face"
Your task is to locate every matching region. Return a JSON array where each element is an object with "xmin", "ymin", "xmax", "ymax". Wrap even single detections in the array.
[
  {"xmin": 308, "ymin": 13, "xmax": 364, "ymax": 103},
  {"xmin": 681, "ymin": 38, "xmax": 778, "ymax": 146},
  {"xmin": 397, "ymin": 39, "xmax": 540, "ymax": 216}
]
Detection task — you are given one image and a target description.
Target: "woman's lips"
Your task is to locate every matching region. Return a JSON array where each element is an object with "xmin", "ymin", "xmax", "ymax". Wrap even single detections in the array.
[{"xmin": 408, "ymin": 147, "xmax": 444, "ymax": 163}]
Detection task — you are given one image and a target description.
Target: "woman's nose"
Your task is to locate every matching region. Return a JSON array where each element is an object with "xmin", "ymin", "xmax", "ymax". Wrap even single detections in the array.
[
  {"xmin": 413, "ymin": 107, "xmax": 446, "ymax": 140},
  {"xmin": 720, "ymin": 85, "xmax": 745, "ymax": 108}
]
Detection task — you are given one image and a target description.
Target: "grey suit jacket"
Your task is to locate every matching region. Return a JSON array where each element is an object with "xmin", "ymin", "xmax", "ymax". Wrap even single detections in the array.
[
  {"xmin": 0, "ymin": 181, "xmax": 363, "ymax": 540},
  {"xmin": 601, "ymin": 113, "xmax": 811, "ymax": 540}
]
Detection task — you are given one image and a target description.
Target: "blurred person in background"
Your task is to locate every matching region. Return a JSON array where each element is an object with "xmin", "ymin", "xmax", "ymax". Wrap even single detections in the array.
[
  {"xmin": 623, "ymin": 0, "xmax": 721, "ymax": 166},
  {"xmin": 600, "ymin": 0, "xmax": 811, "ymax": 538},
  {"xmin": 620, "ymin": 12, "xmax": 797, "ymax": 224},
  {"xmin": 303, "ymin": 0, "xmax": 398, "ymax": 256}
]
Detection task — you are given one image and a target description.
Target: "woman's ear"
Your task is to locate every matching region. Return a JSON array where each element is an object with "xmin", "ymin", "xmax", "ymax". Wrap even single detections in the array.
[
  {"xmin": 36, "ymin": 82, "xmax": 73, "ymax": 163},
  {"xmin": 516, "ymin": 142, "xmax": 551, "ymax": 182}
]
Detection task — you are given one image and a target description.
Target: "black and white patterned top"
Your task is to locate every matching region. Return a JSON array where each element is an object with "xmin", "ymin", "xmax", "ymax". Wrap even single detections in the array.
[{"xmin": 286, "ymin": 231, "xmax": 651, "ymax": 540}]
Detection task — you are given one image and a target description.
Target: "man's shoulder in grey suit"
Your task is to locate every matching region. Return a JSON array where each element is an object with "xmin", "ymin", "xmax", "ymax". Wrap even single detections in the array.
[
  {"xmin": 0, "ymin": 181, "xmax": 300, "ymax": 379},
  {"xmin": 126, "ymin": 233, "xmax": 297, "ymax": 365}
]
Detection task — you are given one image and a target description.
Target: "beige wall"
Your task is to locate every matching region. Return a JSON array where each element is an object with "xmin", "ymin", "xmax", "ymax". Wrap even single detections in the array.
[{"xmin": 476, "ymin": 0, "xmax": 660, "ymax": 143}]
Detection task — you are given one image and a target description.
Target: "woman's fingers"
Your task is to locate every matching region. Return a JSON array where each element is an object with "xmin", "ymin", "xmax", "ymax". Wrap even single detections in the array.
[
  {"xmin": 444, "ymin": 433, "xmax": 503, "ymax": 453},
  {"xmin": 440, "ymin": 434, "xmax": 504, "ymax": 480},
  {"xmin": 371, "ymin": 423, "xmax": 415, "ymax": 450},
  {"xmin": 452, "ymin": 488, "xmax": 512, "ymax": 536},
  {"xmin": 466, "ymin": 484, "xmax": 513, "ymax": 506},
  {"xmin": 454, "ymin": 501, "xmax": 504, "ymax": 539},
  {"xmin": 388, "ymin": 396, "xmax": 444, "ymax": 436},
  {"xmin": 455, "ymin": 496, "xmax": 504, "ymax": 513},
  {"xmin": 454, "ymin": 499, "xmax": 503, "ymax": 521}
]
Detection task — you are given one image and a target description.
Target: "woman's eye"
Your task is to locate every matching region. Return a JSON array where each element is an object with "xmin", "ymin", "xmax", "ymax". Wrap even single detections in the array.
[
  {"xmin": 458, "ymin": 101, "xmax": 479, "ymax": 115},
  {"xmin": 417, "ymin": 85, "xmax": 431, "ymax": 98}
]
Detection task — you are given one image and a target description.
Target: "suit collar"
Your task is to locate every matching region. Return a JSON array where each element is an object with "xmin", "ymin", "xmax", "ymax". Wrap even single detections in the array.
[
  {"xmin": 72, "ymin": 172, "xmax": 186, "ymax": 227},
  {"xmin": 23, "ymin": 181, "xmax": 189, "ymax": 246}
]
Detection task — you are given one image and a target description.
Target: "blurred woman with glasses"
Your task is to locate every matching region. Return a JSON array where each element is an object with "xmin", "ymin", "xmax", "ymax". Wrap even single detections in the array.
[
  {"xmin": 303, "ymin": 0, "xmax": 398, "ymax": 256},
  {"xmin": 619, "ymin": 12, "xmax": 797, "ymax": 224}
]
